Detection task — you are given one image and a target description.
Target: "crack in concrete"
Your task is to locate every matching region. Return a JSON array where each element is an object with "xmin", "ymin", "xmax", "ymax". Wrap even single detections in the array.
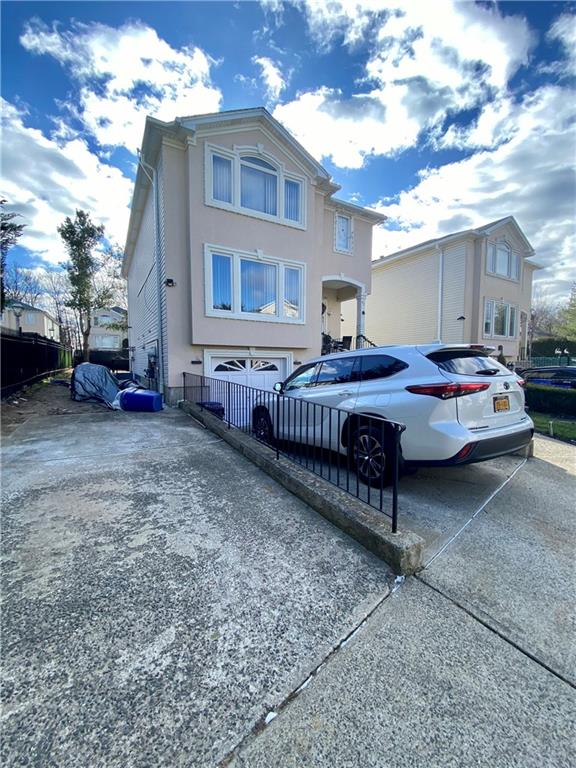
[
  {"xmin": 416, "ymin": 576, "xmax": 576, "ymax": 690},
  {"xmin": 217, "ymin": 576, "xmax": 401, "ymax": 767},
  {"xmin": 422, "ymin": 457, "xmax": 527, "ymax": 569}
]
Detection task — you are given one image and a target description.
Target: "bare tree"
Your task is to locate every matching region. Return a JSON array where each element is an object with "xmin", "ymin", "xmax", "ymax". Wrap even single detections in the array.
[
  {"xmin": 530, "ymin": 287, "xmax": 563, "ymax": 337},
  {"xmin": 39, "ymin": 268, "xmax": 76, "ymax": 347},
  {"xmin": 1, "ymin": 199, "xmax": 26, "ymax": 310},
  {"xmin": 4, "ymin": 263, "xmax": 42, "ymax": 306}
]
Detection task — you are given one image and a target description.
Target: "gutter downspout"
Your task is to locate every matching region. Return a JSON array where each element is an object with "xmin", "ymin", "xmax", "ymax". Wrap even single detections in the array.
[
  {"xmin": 436, "ymin": 244, "xmax": 444, "ymax": 343},
  {"xmin": 137, "ymin": 153, "xmax": 165, "ymax": 394}
]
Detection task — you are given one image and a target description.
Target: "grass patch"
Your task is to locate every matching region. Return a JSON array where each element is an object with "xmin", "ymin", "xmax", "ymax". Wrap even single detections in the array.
[{"xmin": 530, "ymin": 411, "xmax": 576, "ymax": 444}]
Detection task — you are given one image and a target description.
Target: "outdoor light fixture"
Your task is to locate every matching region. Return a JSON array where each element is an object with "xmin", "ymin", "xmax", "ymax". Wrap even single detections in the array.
[{"xmin": 12, "ymin": 303, "xmax": 23, "ymax": 334}]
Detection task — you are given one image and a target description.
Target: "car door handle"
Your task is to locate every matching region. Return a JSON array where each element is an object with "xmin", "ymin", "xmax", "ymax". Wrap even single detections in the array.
[{"xmin": 338, "ymin": 390, "xmax": 353, "ymax": 396}]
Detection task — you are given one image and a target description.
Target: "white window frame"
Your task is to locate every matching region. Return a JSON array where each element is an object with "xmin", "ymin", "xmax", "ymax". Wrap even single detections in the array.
[
  {"xmin": 483, "ymin": 298, "xmax": 518, "ymax": 340},
  {"xmin": 486, "ymin": 239, "xmax": 521, "ymax": 282},
  {"xmin": 334, "ymin": 212, "xmax": 353, "ymax": 254},
  {"xmin": 204, "ymin": 243, "xmax": 306, "ymax": 324},
  {"xmin": 205, "ymin": 143, "xmax": 307, "ymax": 229},
  {"xmin": 92, "ymin": 334, "xmax": 120, "ymax": 349}
]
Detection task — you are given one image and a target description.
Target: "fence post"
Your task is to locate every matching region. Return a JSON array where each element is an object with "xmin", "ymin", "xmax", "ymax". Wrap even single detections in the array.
[
  {"xmin": 391, "ymin": 424, "xmax": 403, "ymax": 534},
  {"xmin": 275, "ymin": 392, "xmax": 280, "ymax": 460},
  {"xmin": 227, "ymin": 380, "xmax": 231, "ymax": 429}
]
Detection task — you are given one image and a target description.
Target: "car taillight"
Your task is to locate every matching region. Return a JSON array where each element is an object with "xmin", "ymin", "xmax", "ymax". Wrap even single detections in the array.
[
  {"xmin": 405, "ymin": 383, "xmax": 490, "ymax": 399},
  {"xmin": 516, "ymin": 378, "xmax": 525, "ymax": 388}
]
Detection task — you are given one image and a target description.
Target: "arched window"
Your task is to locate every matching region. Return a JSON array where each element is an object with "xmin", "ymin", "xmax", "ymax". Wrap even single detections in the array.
[
  {"xmin": 207, "ymin": 144, "xmax": 305, "ymax": 226},
  {"xmin": 487, "ymin": 240, "xmax": 520, "ymax": 280},
  {"xmin": 240, "ymin": 156, "xmax": 278, "ymax": 216}
]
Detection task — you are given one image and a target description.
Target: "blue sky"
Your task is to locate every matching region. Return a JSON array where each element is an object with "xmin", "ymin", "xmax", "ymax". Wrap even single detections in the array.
[{"xmin": 1, "ymin": 0, "xmax": 574, "ymax": 301}]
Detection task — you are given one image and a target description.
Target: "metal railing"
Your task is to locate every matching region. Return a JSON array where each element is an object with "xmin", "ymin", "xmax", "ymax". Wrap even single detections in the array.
[
  {"xmin": 183, "ymin": 372, "xmax": 405, "ymax": 532},
  {"xmin": 320, "ymin": 333, "xmax": 378, "ymax": 355},
  {"xmin": 355, "ymin": 334, "xmax": 378, "ymax": 349}
]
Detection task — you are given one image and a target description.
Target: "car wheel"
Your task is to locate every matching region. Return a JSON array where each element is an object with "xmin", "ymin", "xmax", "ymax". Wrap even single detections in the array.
[
  {"xmin": 351, "ymin": 425, "xmax": 393, "ymax": 487},
  {"xmin": 253, "ymin": 408, "xmax": 274, "ymax": 444}
]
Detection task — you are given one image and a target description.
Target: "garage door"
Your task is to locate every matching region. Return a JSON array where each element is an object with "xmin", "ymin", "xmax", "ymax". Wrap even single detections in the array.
[{"xmin": 208, "ymin": 357, "xmax": 288, "ymax": 426}]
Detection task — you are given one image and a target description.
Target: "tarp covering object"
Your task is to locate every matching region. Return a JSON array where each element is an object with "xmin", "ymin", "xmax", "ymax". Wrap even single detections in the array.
[{"xmin": 70, "ymin": 363, "xmax": 121, "ymax": 408}]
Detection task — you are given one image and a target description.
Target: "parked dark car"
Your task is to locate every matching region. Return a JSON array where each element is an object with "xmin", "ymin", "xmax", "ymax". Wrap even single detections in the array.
[{"xmin": 519, "ymin": 366, "xmax": 576, "ymax": 389}]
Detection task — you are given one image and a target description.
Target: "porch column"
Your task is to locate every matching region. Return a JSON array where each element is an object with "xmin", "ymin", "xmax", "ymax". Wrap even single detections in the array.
[{"xmin": 356, "ymin": 287, "xmax": 367, "ymax": 339}]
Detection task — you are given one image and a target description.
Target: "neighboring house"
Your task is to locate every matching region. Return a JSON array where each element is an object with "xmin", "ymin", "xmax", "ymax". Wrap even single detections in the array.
[
  {"xmin": 122, "ymin": 108, "xmax": 385, "ymax": 401},
  {"xmin": 0, "ymin": 300, "xmax": 61, "ymax": 341},
  {"xmin": 342, "ymin": 217, "xmax": 541, "ymax": 360},
  {"xmin": 89, "ymin": 306, "xmax": 127, "ymax": 353}
]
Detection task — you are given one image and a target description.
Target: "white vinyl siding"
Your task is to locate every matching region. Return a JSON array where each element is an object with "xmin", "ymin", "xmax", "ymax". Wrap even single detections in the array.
[
  {"xmin": 127, "ymin": 186, "xmax": 159, "ymax": 379},
  {"xmin": 365, "ymin": 251, "xmax": 439, "ymax": 345},
  {"xmin": 206, "ymin": 144, "xmax": 305, "ymax": 228},
  {"xmin": 205, "ymin": 244, "xmax": 305, "ymax": 324},
  {"xmin": 157, "ymin": 154, "xmax": 169, "ymax": 386},
  {"xmin": 440, "ymin": 243, "xmax": 466, "ymax": 343}
]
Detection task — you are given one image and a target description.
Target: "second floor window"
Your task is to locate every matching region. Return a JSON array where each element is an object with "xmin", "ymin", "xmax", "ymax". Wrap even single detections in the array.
[
  {"xmin": 487, "ymin": 241, "xmax": 520, "ymax": 281},
  {"xmin": 240, "ymin": 156, "xmax": 277, "ymax": 216},
  {"xmin": 208, "ymin": 145, "xmax": 305, "ymax": 227},
  {"xmin": 335, "ymin": 213, "xmax": 352, "ymax": 253},
  {"xmin": 93, "ymin": 334, "xmax": 120, "ymax": 349}
]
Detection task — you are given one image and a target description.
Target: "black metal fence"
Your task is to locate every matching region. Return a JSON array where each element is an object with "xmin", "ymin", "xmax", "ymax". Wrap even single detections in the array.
[
  {"xmin": 183, "ymin": 372, "xmax": 405, "ymax": 532},
  {"xmin": 1, "ymin": 329, "xmax": 72, "ymax": 397}
]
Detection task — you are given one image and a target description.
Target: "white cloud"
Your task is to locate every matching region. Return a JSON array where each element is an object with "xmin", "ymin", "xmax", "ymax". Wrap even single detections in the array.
[
  {"xmin": 1, "ymin": 100, "xmax": 133, "ymax": 264},
  {"xmin": 252, "ymin": 56, "xmax": 286, "ymax": 103},
  {"xmin": 20, "ymin": 19, "xmax": 222, "ymax": 151},
  {"xmin": 548, "ymin": 12, "xmax": 576, "ymax": 70},
  {"xmin": 274, "ymin": 0, "xmax": 533, "ymax": 168},
  {"xmin": 371, "ymin": 85, "xmax": 576, "ymax": 304}
]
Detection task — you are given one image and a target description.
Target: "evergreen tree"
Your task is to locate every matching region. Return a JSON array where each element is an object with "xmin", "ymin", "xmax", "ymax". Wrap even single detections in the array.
[{"xmin": 58, "ymin": 210, "xmax": 107, "ymax": 362}]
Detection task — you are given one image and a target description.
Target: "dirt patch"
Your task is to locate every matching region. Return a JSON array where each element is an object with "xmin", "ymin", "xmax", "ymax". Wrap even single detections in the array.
[{"xmin": 1, "ymin": 372, "xmax": 108, "ymax": 438}]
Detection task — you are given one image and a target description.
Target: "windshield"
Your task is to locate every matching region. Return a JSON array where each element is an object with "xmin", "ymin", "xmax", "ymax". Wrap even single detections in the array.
[{"xmin": 427, "ymin": 350, "xmax": 510, "ymax": 376}]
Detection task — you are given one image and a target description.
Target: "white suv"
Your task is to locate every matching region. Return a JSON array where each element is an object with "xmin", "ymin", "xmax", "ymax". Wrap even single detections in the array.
[{"xmin": 251, "ymin": 344, "xmax": 533, "ymax": 486}]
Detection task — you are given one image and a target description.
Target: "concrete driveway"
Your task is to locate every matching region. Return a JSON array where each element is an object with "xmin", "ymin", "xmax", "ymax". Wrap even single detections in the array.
[
  {"xmin": 2, "ymin": 403, "xmax": 574, "ymax": 767},
  {"xmin": 230, "ymin": 436, "xmax": 576, "ymax": 767},
  {"xmin": 1, "ymin": 408, "xmax": 393, "ymax": 767}
]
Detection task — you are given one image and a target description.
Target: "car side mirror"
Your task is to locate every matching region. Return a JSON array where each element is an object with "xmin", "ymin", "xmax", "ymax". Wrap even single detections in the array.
[{"xmin": 273, "ymin": 382, "xmax": 283, "ymax": 393}]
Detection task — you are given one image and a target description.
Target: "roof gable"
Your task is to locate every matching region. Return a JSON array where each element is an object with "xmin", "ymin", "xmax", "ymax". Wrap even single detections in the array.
[
  {"xmin": 476, "ymin": 216, "xmax": 534, "ymax": 254},
  {"xmin": 373, "ymin": 216, "xmax": 534, "ymax": 270},
  {"xmin": 177, "ymin": 108, "xmax": 331, "ymax": 181}
]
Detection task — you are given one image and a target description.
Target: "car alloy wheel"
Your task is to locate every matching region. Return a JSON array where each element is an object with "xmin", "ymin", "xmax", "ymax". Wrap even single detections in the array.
[{"xmin": 352, "ymin": 426, "xmax": 392, "ymax": 487}]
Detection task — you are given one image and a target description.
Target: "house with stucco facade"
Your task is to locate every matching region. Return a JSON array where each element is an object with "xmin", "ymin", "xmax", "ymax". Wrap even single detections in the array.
[{"xmin": 122, "ymin": 108, "xmax": 385, "ymax": 401}]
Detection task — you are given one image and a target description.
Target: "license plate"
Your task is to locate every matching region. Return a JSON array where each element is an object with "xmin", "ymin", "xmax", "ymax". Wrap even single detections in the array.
[{"xmin": 494, "ymin": 395, "xmax": 510, "ymax": 413}]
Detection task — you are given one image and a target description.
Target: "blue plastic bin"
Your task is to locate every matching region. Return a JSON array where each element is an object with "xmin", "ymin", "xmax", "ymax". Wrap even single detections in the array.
[{"xmin": 120, "ymin": 389, "xmax": 163, "ymax": 412}]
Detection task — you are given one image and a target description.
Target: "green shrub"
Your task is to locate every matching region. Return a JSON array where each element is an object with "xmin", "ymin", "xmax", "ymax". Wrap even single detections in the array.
[
  {"xmin": 525, "ymin": 384, "xmax": 576, "ymax": 417},
  {"xmin": 531, "ymin": 337, "xmax": 572, "ymax": 357}
]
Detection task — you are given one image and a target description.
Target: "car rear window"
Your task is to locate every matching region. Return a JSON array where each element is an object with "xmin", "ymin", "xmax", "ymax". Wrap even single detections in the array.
[
  {"xmin": 358, "ymin": 354, "xmax": 408, "ymax": 381},
  {"xmin": 427, "ymin": 350, "xmax": 510, "ymax": 376}
]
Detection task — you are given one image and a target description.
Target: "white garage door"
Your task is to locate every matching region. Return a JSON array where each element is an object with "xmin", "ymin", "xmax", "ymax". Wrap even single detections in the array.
[{"xmin": 208, "ymin": 357, "xmax": 288, "ymax": 426}]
